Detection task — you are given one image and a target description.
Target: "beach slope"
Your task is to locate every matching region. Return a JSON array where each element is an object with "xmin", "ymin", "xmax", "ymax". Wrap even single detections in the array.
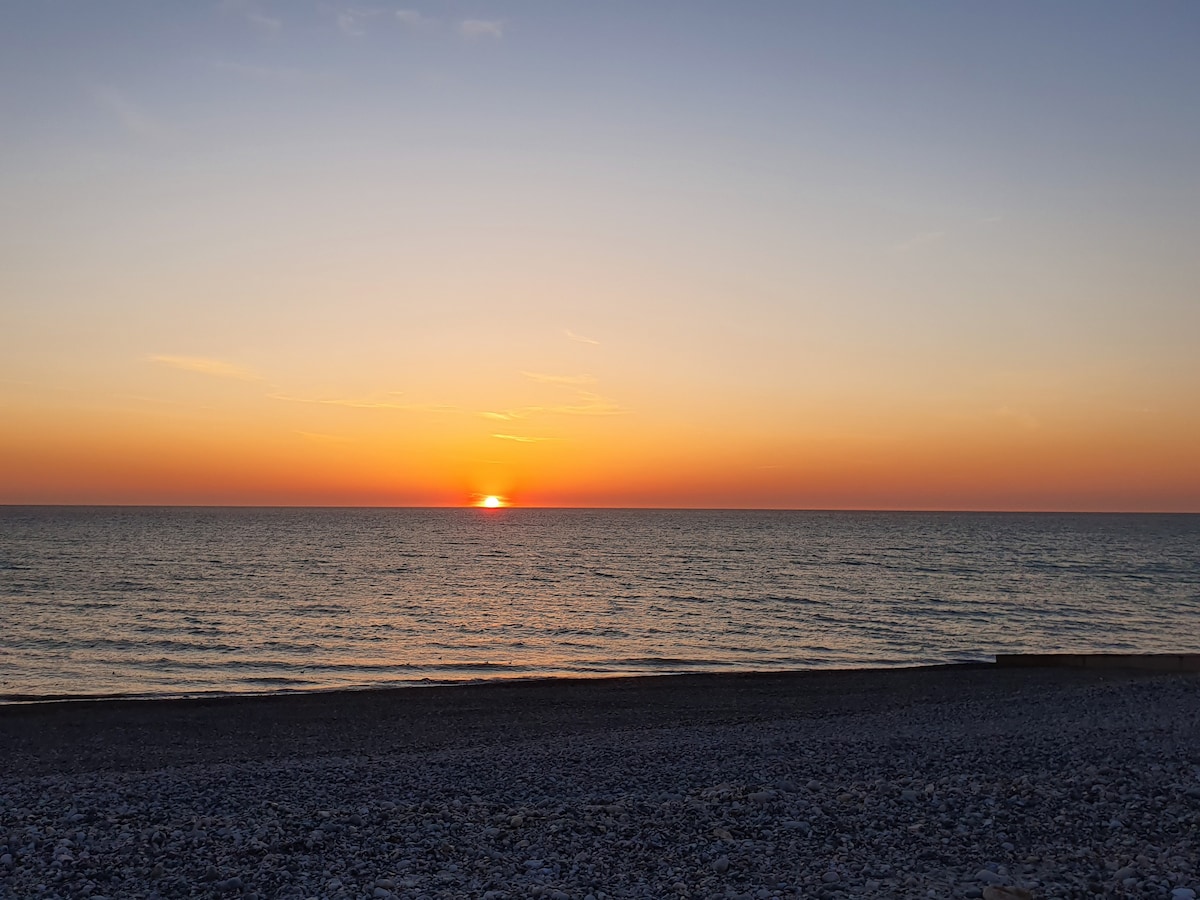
[{"xmin": 1, "ymin": 666, "xmax": 1197, "ymax": 898}]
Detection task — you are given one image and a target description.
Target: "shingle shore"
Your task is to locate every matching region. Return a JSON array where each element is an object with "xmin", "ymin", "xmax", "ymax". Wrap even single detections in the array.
[{"xmin": 1, "ymin": 667, "xmax": 1198, "ymax": 899}]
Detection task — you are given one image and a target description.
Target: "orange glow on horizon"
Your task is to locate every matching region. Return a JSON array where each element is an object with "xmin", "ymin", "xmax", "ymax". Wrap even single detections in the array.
[{"xmin": 1, "ymin": 361, "xmax": 1197, "ymax": 512}]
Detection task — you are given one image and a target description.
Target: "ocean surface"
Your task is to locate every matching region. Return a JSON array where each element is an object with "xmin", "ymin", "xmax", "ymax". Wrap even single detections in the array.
[{"xmin": 1, "ymin": 507, "xmax": 1198, "ymax": 701}]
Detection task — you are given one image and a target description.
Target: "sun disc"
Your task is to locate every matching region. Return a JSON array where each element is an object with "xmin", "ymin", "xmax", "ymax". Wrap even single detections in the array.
[{"xmin": 482, "ymin": 496, "xmax": 502, "ymax": 508}]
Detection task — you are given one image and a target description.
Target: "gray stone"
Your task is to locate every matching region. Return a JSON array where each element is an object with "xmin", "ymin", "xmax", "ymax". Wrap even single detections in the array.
[
  {"xmin": 1, "ymin": 669, "xmax": 1197, "ymax": 900},
  {"xmin": 982, "ymin": 888, "xmax": 1033, "ymax": 900}
]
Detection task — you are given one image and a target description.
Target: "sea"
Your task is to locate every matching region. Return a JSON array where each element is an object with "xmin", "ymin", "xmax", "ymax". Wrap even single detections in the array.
[{"xmin": 1, "ymin": 507, "xmax": 1197, "ymax": 702}]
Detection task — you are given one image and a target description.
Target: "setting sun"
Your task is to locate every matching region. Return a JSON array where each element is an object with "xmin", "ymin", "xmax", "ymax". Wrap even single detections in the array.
[{"xmin": 482, "ymin": 496, "xmax": 503, "ymax": 509}]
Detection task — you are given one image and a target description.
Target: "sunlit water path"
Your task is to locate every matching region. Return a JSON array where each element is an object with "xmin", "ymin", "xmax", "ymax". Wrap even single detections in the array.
[{"xmin": 2, "ymin": 508, "xmax": 1197, "ymax": 700}]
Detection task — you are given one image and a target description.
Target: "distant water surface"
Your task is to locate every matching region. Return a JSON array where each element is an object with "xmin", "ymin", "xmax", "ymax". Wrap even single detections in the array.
[{"xmin": 1, "ymin": 508, "xmax": 1197, "ymax": 701}]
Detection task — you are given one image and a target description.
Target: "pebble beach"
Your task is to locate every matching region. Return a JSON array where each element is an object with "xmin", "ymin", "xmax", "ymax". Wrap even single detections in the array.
[{"xmin": 2, "ymin": 665, "xmax": 1198, "ymax": 899}]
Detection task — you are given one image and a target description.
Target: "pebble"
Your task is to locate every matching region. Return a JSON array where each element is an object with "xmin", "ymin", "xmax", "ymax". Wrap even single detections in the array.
[
  {"xmin": 982, "ymin": 888, "xmax": 1033, "ymax": 900},
  {"xmin": 0, "ymin": 674, "xmax": 1196, "ymax": 900}
]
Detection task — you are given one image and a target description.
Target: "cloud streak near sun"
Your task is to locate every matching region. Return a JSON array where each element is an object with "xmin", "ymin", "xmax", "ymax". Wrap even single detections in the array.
[
  {"xmin": 149, "ymin": 355, "xmax": 259, "ymax": 381},
  {"xmin": 482, "ymin": 393, "xmax": 626, "ymax": 421},
  {"xmin": 270, "ymin": 392, "xmax": 453, "ymax": 412},
  {"xmin": 492, "ymin": 433, "xmax": 550, "ymax": 443},
  {"xmin": 522, "ymin": 372, "xmax": 597, "ymax": 386}
]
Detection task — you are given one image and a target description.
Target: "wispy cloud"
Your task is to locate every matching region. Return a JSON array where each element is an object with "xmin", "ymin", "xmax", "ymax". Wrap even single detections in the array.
[
  {"xmin": 492, "ymin": 433, "xmax": 550, "ymax": 443},
  {"xmin": 338, "ymin": 11, "xmax": 366, "ymax": 35},
  {"xmin": 149, "ymin": 355, "xmax": 259, "ymax": 381},
  {"xmin": 565, "ymin": 329, "xmax": 599, "ymax": 345},
  {"xmin": 890, "ymin": 230, "xmax": 946, "ymax": 256},
  {"xmin": 247, "ymin": 10, "xmax": 281, "ymax": 32},
  {"xmin": 270, "ymin": 391, "xmax": 455, "ymax": 412},
  {"xmin": 395, "ymin": 8, "xmax": 434, "ymax": 27},
  {"xmin": 521, "ymin": 371, "xmax": 597, "ymax": 386},
  {"xmin": 460, "ymin": 18, "xmax": 504, "ymax": 39},
  {"xmin": 481, "ymin": 393, "xmax": 626, "ymax": 421},
  {"xmin": 551, "ymin": 393, "xmax": 625, "ymax": 416},
  {"xmin": 336, "ymin": 6, "xmax": 388, "ymax": 36},
  {"xmin": 211, "ymin": 60, "xmax": 325, "ymax": 85},
  {"xmin": 220, "ymin": 0, "xmax": 281, "ymax": 33},
  {"xmin": 91, "ymin": 86, "xmax": 177, "ymax": 144}
]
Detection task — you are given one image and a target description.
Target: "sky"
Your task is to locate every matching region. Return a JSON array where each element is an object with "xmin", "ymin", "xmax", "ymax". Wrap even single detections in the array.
[{"xmin": 2, "ymin": 1, "xmax": 1198, "ymax": 510}]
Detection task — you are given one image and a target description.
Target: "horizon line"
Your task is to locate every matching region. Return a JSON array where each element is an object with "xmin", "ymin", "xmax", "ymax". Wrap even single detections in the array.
[{"xmin": 2, "ymin": 503, "xmax": 1197, "ymax": 515}]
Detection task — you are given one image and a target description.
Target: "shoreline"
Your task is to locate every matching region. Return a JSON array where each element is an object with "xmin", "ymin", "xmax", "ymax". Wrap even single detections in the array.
[
  {"xmin": 6, "ymin": 651, "xmax": 1197, "ymax": 708},
  {"xmin": 0, "ymin": 660, "xmax": 994, "ymax": 708}
]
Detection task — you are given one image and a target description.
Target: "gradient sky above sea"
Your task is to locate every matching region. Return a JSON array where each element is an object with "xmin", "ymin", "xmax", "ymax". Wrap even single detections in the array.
[{"xmin": 2, "ymin": 1, "xmax": 1198, "ymax": 510}]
